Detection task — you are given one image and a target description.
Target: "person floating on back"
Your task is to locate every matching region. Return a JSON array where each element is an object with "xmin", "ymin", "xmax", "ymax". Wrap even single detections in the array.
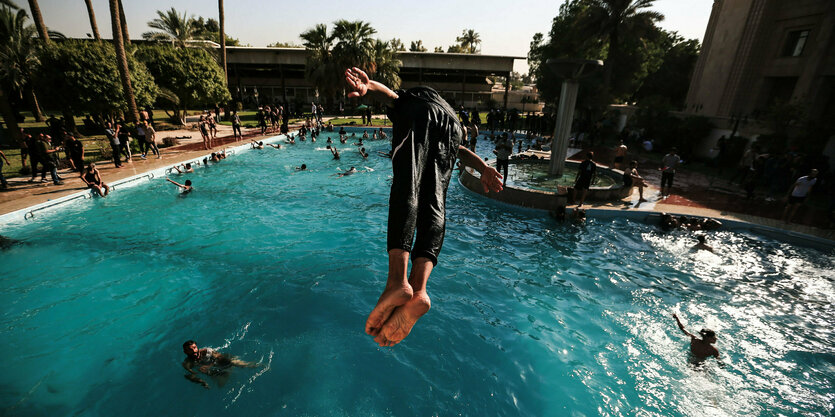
[
  {"xmin": 344, "ymin": 67, "xmax": 503, "ymax": 347},
  {"xmin": 672, "ymin": 313, "xmax": 719, "ymax": 362},
  {"xmin": 182, "ymin": 340, "xmax": 258, "ymax": 389}
]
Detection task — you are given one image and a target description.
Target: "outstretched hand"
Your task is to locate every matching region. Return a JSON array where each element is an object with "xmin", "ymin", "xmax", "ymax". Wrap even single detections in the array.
[
  {"xmin": 345, "ymin": 67, "xmax": 369, "ymax": 98},
  {"xmin": 480, "ymin": 166, "xmax": 504, "ymax": 193}
]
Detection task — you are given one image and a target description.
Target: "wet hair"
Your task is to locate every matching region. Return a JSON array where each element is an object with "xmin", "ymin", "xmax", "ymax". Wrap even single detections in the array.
[
  {"xmin": 185, "ymin": 180, "xmax": 192, "ymax": 186},
  {"xmin": 697, "ymin": 235, "xmax": 706, "ymax": 244},
  {"xmin": 185, "ymin": 163, "xmax": 192, "ymax": 169},
  {"xmin": 699, "ymin": 329, "xmax": 716, "ymax": 340},
  {"xmin": 259, "ymin": 141, "xmax": 264, "ymax": 146},
  {"xmin": 183, "ymin": 340, "xmax": 196, "ymax": 350},
  {"xmin": 301, "ymin": 164, "xmax": 307, "ymax": 170}
]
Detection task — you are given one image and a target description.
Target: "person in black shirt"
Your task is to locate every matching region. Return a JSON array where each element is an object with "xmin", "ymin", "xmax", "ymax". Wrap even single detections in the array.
[
  {"xmin": 67, "ymin": 135, "xmax": 84, "ymax": 172},
  {"xmin": 573, "ymin": 152, "xmax": 597, "ymax": 207},
  {"xmin": 345, "ymin": 67, "xmax": 503, "ymax": 347}
]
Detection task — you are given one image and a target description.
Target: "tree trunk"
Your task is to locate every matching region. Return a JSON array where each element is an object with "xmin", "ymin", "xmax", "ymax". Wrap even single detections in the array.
[
  {"xmin": 603, "ymin": 27, "xmax": 619, "ymax": 101},
  {"xmin": 109, "ymin": 0, "xmax": 138, "ymax": 122},
  {"xmin": 117, "ymin": 0, "xmax": 130, "ymax": 44},
  {"xmin": 84, "ymin": 0, "xmax": 101, "ymax": 41},
  {"xmin": 27, "ymin": 0, "xmax": 50, "ymax": 44},
  {"xmin": 0, "ymin": 87, "xmax": 21, "ymax": 146},
  {"xmin": 26, "ymin": 84, "xmax": 43, "ymax": 122},
  {"xmin": 219, "ymin": 0, "xmax": 227, "ymax": 81}
]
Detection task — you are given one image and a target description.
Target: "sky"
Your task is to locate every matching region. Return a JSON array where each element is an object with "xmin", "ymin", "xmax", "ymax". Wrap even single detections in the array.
[{"xmin": 20, "ymin": 0, "xmax": 714, "ymax": 74}]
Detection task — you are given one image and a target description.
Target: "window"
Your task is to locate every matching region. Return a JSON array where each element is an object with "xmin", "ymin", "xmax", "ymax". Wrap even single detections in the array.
[{"xmin": 783, "ymin": 30, "xmax": 809, "ymax": 57}]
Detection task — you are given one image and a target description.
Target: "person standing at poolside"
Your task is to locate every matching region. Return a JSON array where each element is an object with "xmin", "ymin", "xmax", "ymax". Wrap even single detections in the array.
[
  {"xmin": 232, "ymin": 110, "xmax": 243, "ymax": 139},
  {"xmin": 66, "ymin": 135, "xmax": 85, "ymax": 173},
  {"xmin": 614, "ymin": 140, "xmax": 627, "ymax": 170},
  {"xmin": 182, "ymin": 340, "xmax": 257, "ymax": 389},
  {"xmin": 0, "ymin": 148, "xmax": 10, "ymax": 189},
  {"xmin": 136, "ymin": 121, "xmax": 148, "ymax": 159},
  {"xmin": 145, "ymin": 122, "xmax": 160, "ymax": 159},
  {"xmin": 104, "ymin": 123, "xmax": 122, "ymax": 168},
  {"xmin": 573, "ymin": 152, "xmax": 597, "ymax": 207},
  {"xmin": 660, "ymin": 148, "xmax": 680, "ymax": 199},
  {"xmin": 345, "ymin": 67, "xmax": 503, "ymax": 347},
  {"xmin": 672, "ymin": 313, "xmax": 719, "ymax": 362},
  {"xmin": 116, "ymin": 121, "xmax": 132, "ymax": 163},
  {"xmin": 782, "ymin": 169, "xmax": 818, "ymax": 224}
]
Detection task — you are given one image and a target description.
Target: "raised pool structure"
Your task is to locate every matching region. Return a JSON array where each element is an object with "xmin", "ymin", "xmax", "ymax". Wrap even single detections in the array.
[{"xmin": 1, "ymin": 128, "xmax": 833, "ymax": 416}]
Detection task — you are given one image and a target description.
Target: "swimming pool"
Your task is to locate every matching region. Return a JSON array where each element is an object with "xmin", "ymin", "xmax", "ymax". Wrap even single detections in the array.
[{"xmin": 1, "ymin": 127, "xmax": 833, "ymax": 416}]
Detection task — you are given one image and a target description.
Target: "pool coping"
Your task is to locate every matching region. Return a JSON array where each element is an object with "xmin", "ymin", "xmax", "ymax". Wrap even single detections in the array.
[{"xmin": 456, "ymin": 173, "xmax": 835, "ymax": 252}]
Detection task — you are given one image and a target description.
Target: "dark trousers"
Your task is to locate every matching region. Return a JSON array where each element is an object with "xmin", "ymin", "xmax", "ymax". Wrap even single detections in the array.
[
  {"xmin": 71, "ymin": 155, "xmax": 84, "ymax": 172},
  {"xmin": 496, "ymin": 158, "xmax": 509, "ymax": 185},
  {"xmin": 661, "ymin": 171, "xmax": 675, "ymax": 189},
  {"xmin": 110, "ymin": 144, "xmax": 122, "ymax": 167},
  {"xmin": 233, "ymin": 125, "xmax": 242, "ymax": 137},
  {"xmin": 29, "ymin": 155, "xmax": 42, "ymax": 179}
]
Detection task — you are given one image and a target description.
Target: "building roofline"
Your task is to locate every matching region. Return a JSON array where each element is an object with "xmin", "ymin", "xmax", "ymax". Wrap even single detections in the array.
[{"xmin": 225, "ymin": 46, "xmax": 524, "ymax": 60}]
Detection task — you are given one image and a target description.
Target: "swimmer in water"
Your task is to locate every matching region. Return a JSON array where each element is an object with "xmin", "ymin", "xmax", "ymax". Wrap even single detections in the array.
[
  {"xmin": 359, "ymin": 147, "xmax": 369, "ymax": 159},
  {"xmin": 296, "ymin": 164, "xmax": 307, "ymax": 171},
  {"xmin": 328, "ymin": 145, "xmax": 340, "ymax": 160},
  {"xmin": 251, "ymin": 141, "xmax": 264, "ymax": 149},
  {"xmin": 166, "ymin": 178, "xmax": 193, "ymax": 194},
  {"xmin": 692, "ymin": 235, "xmax": 714, "ymax": 252},
  {"xmin": 672, "ymin": 313, "xmax": 719, "ymax": 362},
  {"xmin": 326, "ymin": 137, "xmax": 333, "ymax": 144},
  {"xmin": 267, "ymin": 143, "xmax": 282, "ymax": 149},
  {"xmin": 172, "ymin": 163, "xmax": 194, "ymax": 174},
  {"xmin": 335, "ymin": 166, "xmax": 358, "ymax": 178},
  {"xmin": 182, "ymin": 340, "xmax": 258, "ymax": 389}
]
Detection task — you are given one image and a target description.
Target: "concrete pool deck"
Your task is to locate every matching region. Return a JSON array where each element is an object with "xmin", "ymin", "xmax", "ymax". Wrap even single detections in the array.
[{"xmin": 1, "ymin": 127, "xmax": 832, "ymax": 247}]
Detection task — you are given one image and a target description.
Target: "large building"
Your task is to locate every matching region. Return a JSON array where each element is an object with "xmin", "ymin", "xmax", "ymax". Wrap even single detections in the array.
[
  {"xmin": 684, "ymin": 0, "xmax": 834, "ymax": 121},
  {"xmin": 224, "ymin": 47, "xmax": 532, "ymax": 110}
]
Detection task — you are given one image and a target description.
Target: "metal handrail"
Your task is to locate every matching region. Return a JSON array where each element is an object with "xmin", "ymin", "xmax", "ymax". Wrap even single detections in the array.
[{"xmin": 24, "ymin": 193, "xmax": 88, "ymax": 220}]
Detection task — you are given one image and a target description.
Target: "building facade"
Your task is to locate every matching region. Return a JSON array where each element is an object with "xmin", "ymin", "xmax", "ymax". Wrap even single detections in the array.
[{"xmin": 684, "ymin": 0, "xmax": 834, "ymax": 121}]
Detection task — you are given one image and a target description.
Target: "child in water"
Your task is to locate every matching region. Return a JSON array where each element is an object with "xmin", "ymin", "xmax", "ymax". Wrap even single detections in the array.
[{"xmin": 673, "ymin": 313, "xmax": 719, "ymax": 361}]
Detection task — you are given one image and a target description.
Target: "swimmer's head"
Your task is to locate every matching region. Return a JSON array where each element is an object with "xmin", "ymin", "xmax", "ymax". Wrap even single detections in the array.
[
  {"xmin": 259, "ymin": 141, "xmax": 264, "ymax": 146},
  {"xmin": 185, "ymin": 180, "xmax": 192, "ymax": 187},
  {"xmin": 301, "ymin": 164, "xmax": 307, "ymax": 170},
  {"xmin": 697, "ymin": 235, "xmax": 706, "ymax": 244},
  {"xmin": 183, "ymin": 340, "xmax": 198, "ymax": 357},
  {"xmin": 185, "ymin": 163, "xmax": 192, "ymax": 169},
  {"xmin": 699, "ymin": 329, "xmax": 716, "ymax": 343},
  {"xmin": 326, "ymin": 145, "xmax": 331, "ymax": 149},
  {"xmin": 361, "ymin": 148, "xmax": 365, "ymax": 152}
]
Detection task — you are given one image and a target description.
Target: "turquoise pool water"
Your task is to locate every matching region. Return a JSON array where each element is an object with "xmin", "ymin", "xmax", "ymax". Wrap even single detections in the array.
[{"xmin": 1, "ymin": 127, "xmax": 833, "ymax": 416}]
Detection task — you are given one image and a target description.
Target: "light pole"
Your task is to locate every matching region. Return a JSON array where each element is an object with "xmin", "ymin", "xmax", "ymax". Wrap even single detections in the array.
[{"xmin": 546, "ymin": 59, "xmax": 603, "ymax": 176}]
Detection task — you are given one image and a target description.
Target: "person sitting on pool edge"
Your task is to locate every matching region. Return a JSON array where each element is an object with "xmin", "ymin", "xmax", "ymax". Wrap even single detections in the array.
[
  {"xmin": 672, "ymin": 313, "xmax": 719, "ymax": 362},
  {"xmin": 345, "ymin": 67, "xmax": 503, "ymax": 347},
  {"xmin": 80, "ymin": 163, "xmax": 110, "ymax": 197},
  {"xmin": 167, "ymin": 178, "xmax": 193, "ymax": 194},
  {"xmin": 182, "ymin": 340, "xmax": 258, "ymax": 389}
]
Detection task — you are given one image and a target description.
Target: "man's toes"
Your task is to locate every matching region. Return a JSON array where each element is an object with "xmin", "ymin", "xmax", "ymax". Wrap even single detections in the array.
[{"xmin": 374, "ymin": 334, "xmax": 388, "ymax": 346}]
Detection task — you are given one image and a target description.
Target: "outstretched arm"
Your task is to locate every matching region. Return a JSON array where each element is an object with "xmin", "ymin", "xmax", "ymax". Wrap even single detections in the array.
[
  {"xmin": 345, "ymin": 67, "xmax": 399, "ymax": 107},
  {"xmin": 673, "ymin": 313, "xmax": 696, "ymax": 339},
  {"xmin": 458, "ymin": 146, "xmax": 503, "ymax": 193},
  {"xmin": 166, "ymin": 178, "xmax": 185, "ymax": 188}
]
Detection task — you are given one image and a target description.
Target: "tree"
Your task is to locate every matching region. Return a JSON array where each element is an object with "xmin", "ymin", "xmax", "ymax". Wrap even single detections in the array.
[
  {"xmin": 117, "ymin": 0, "xmax": 129, "ymax": 43},
  {"xmin": 456, "ymin": 29, "xmax": 481, "ymax": 54},
  {"xmin": 579, "ymin": 0, "xmax": 664, "ymax": 98},
  {"xmin": 300, "ymin": 23, "xmax": 338, "ymax": 102},
  {"xmin": 36, "ymin": 40, "xmax": 156, "ymax": 116},
  {"xmin": 372, "ymin": 39, "xmax": 402, "ymax": 89},
  {"xmin": 84, "ymin": 0, "xmax": 101, "ymax": 41},
  {"xmin": 267, "ymin": 41, "xmax": 302, "ymax": 48},
  {"xmin": 447, "ymin": 44, "xmax": 465, "ymax": 53},
  {"xmin": 135, "ymin": 45, "xmax": 229, "ymax": 125},
  {"xmin": 109, "ymin": 0, "xmax": 139, "ymax": 121},
  {"xmin": 218, "ymin": 0, "xmax": 226, "ymax": 80},
  {"xmin": 331, "ymin": 19, "xmax": 376, "ymax": 72},
  {"xmin": 633, "ymin": 31, "xmax": 699, "ymax": 107},
  {"xmin": 389, "ymin": 38, "xmax": 405, "ymax": 51},
  {"xmin": 434, "ymin": 46, "xmax": 443, "ymax": 53},
  {"xmin": 143, "ymin": 8, "xmax": 197, "ymax": 47},
  {"xmin": 409, "ymin": 40, "xmax": 426, "ymax": 52},
  {"xmin": 0, "ymin": 6, "xmax": 43, "ymax": 120},
  {"xmin": 26, "ymin": 0, "xmax": 47, "ymax": 43}
]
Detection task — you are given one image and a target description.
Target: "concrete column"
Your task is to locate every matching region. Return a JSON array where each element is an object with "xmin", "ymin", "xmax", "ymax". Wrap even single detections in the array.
[
  {"xmin": 503, "ymin": 72, "xmax": 510, "ymax": 110},
  {"xmin": 549, "ymin": 79, "xmax": 579, "ymax": 176}
]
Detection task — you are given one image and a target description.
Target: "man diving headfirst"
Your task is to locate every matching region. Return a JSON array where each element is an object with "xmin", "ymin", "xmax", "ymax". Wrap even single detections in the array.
[{"xmin": 345, "ymin": 67, "xmax": 504, "ymax": 347}]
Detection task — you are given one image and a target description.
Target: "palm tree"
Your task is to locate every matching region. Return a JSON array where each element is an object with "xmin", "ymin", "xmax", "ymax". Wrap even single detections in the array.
[
  {"xmin": 143, "ymin": 8, "xmax": 197, "ymax": 47},
  {"xmin": 331, "ymin": 19, "xmax": 376, "ymax": 72},
  {"xmin": 300, "ymin": 23, "xmax": 339, "ymax": 102},
  {"xmin": 218, "ymin": 0, "xmax": 226, "ymax": 80},
  {"xmin": 456, "ymin": 29, "xmax": 481, "ymax": 54},
  {"xmin": 389, "ymin": 38, "xmax": 404, "ymax": 51},
  {"xmin": 409, "ymin": 40, "xmax": 426, "ymax": 52},
  {"xmin": 0, "ymin": 7, "xmax": 43, "ymax": 121},
  {"xmin": 84, "ymin": 0, "xmax": 101, "ymax": 41},
  {"xmin": 117, "ymin": 0, "xmax": 129, "ymax": 43},
  {"xmin": 580, "ymin": 0, "xmax": 663, "ymax": 97},
  {"xmin": 372, "ymin": 39, "xmax": 401, "ymax": 90},
  {"xmin": 26, "ymin": 0, "xmax": 47, "ymax": 43},
  {"xmin": 109, "ymin": 0, "xmax": 138, "ymax": 121}
]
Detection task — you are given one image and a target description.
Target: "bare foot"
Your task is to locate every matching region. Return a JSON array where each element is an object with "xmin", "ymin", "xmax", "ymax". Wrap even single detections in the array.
[
  {"xmin": 365, "ymin": 284, "xmax": 413, "ymax": 336},
  {"xmin": 374, "ymin": 292, "xmax": 431, "ymax": 347}
]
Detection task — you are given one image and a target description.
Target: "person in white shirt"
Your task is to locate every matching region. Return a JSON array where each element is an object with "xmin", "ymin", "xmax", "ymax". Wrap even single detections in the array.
[
  {"xmin": 659, "ymin": 148, "xmax": 680, "ymax": 198},
  {"xmin": 782, "ymin": 169, "xmax": 818, "ymax": 223}
]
